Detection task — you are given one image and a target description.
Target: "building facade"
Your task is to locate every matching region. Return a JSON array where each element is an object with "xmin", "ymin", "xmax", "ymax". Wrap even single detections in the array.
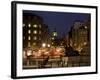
[
  {"xmin": 23, "ymin": 12, "xmax": 50, "ymax": 49},
  {"xmin": 68, "ymin": 20, "xmax": 90, "ymax": 55}
]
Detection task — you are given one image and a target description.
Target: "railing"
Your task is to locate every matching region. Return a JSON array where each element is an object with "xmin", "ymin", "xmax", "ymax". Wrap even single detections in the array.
[
  {"xmin": 23, "ymin": 55, "xmax": 90, "ymax": 69},
  {"xmin": 67, "ymin": 55, "xmax": 90, "ymax": 67}
]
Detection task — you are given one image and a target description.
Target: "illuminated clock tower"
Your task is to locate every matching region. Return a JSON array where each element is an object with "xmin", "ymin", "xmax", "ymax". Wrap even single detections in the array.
[{"xmin": 51, "ymin": 29, "xmax": 58, "ymax": 46}]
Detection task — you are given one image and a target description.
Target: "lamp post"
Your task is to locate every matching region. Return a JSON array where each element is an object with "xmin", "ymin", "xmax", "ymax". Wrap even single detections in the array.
[{"xmin": 42, "ymin": 43, "xmax": 46, "ymax": 48}]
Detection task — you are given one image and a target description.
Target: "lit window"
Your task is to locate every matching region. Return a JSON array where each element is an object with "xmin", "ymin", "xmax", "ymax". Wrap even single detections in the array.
[
  {"xmin": 28, "ymin": 36, "xmax": 31, "ymax": 40},
  {"xmin": 28, "ymin": 42, "xmax": 31, "ymax": 47},
  {"xmin": 47, "ymin": 44, "xmax": 50, "ymax": 47},
  {"xmin": 33, "ymin": 24, "xmax": 37, "ymax": 28},
  {"xmin": 28, "ymin": 30, "xmax": 31, "ymax": 34},
  {"xmin": 51, "ymin": 37, "xmax": 54, "ymax": 40},
  {"xmin": 42, "ymin": 43, "xmax": 46, "ymax": 48},
  {"xmin": 33, "ymin": 36, "xmax": 37, "ymax": 40},
  {"xmin": 85, "ymin": 26, "xmax": 87, "ymax": 29},
  {"xmin": 83, "ymin": 42, "xmax": 87, "ymax": 45},
  {"xmin": 23, "ymin": 24, "xmax": 25, "ymax": 27},
  {"xmin": 28, "ymin": 23, "xmax": 31, "ymax": 27},
  {"xmin": 39, "ymin": 24, "xmax": 41, "ymax": 28},
  {"xmin": 39, "ymin": 31, "xmax": 41, "ymax": 34},
  {"xmin": 33, "ymin": 42, "xmax": 36, "ymax": 46},
  {"xmin": 27, "ymin": 50, "xmax": 31, "ymax": 56},
  {"xmin": 33, "ymin": 30, "xmax": 37, "ymax": 34}
]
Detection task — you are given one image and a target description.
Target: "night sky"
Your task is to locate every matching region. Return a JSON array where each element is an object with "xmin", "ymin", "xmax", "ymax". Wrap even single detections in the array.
[{"xmin": 23, "ymin": 10, "xmax": 90, "ymax": 38}]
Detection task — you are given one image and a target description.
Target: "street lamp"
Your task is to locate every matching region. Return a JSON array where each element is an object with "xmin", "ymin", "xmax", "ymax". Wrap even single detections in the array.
[
  {"xmin": 53, "ymin": 32, "xmax": 57, "ymax": 36},
  {"xmin": 27, "ymin": 50, "xmax": 32, "ymax": 56},
  {"xmin": 42, "ymin": 43, "xmax": 46, "ymax": 48},
  {"xmin": 47, "ymin": 44, "xmax": 50, "ymax": 47}
]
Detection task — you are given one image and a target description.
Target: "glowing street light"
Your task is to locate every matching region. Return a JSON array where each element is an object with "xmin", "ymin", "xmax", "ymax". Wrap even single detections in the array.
[
  {"xmin": 53, "ymin": 32, "xmax": 57, "ymax": 36},
  {"xmin": 56, "ymin": 48, "xmax": 62, "ymax": 52},
  {"xmin": 47, "ymin": 44, "xmax": 50, "ymax": 47},
  {"xmin": 42, "ymin": 43, "xmax": 46, "ymax": 48},
  {"xmin": 27, "ymin": 50, "xmax": 32, "ymax": 56}
]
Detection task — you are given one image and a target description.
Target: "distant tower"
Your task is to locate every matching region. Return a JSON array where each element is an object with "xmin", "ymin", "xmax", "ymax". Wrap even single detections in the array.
[{"xmin": 51, "ymin": 28, "xmax": 58, "ymax": 46}]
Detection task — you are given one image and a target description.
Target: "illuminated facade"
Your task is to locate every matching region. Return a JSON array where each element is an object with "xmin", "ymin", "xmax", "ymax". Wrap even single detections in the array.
[
  {"xmin": 70, "ymin": 20, "xmax": 90, "ymax": 55},
  {"xmin": 72, "ymin": 23, "xmax": 88, "ymax": 49},
  {"xmin": 51, "ymin": 30, "xmax": 58, "ymax": 46},
  {"xmin": 23, "ymin": 12, "xmax": 50, "ymax": 49}
]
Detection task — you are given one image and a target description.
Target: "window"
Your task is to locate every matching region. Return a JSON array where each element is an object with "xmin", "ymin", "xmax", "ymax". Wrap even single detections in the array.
[
  {"xmin": 23, "ymin": 24, "xmax": 25, "ymax": 27},
  {"xmin": 33, "ymin": 24, "xmax": 38, "ymax": 28},
  {"xmin": 83, "ymin": 42, "xmax": 87, "ymax": 45},
  {"xmin": 28, "ymin": 30, "xmax": 31, "ymax": 34},
  {"xmin": 28, "ymin": 36, "xmax": 31, "ymax": 40},
  {"xmin": 51, "ymin": 37, "xmax": 54, "ymax": 40},
  {"xmin": 33, "ymin": 42, "xmax": 36, "ymax": 46},
  {"xmin": 28, "ymin": 23, "xmax": 31, "ymax": 27},
  {"xmin": 33, "ymin": 30, "xmax": 37, "ymax": 34},
  {"xmin": 39, "ymin": 31, "xmax": 41, "ymax": 34},
  {"xmin": 33, "ymin": 36, "xmax": 37, "ymax": 40},
  {"xmin": 39, "ymin": 24, "xmax": 41, "ymax": 28},
  {"xmin": 28, "ymin": 42, "xmax": 31, "ymax": 47}
]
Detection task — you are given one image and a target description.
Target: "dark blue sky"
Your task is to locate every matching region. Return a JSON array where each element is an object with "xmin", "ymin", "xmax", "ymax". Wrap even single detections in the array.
[{"xmin": 24, "ymin": 10, "xmax": 90, "ymax": 38}]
